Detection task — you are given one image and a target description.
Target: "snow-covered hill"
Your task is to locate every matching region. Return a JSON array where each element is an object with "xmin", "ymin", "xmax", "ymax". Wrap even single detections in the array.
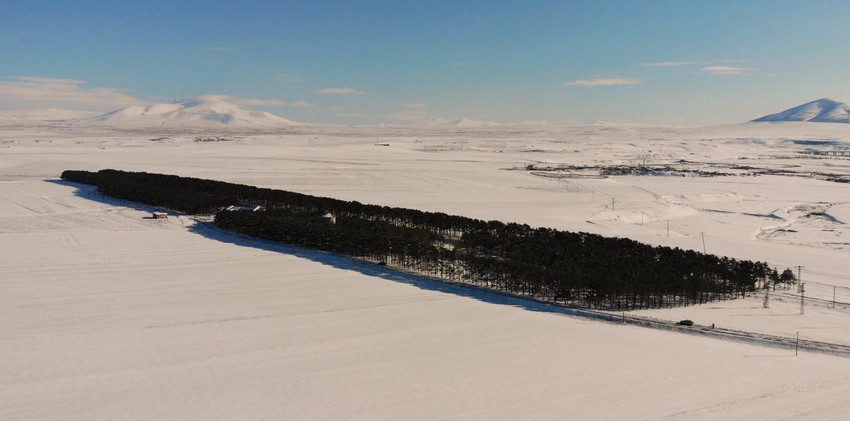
[
  {"xmin": 84, "ymin": 97, "xmax": 299, "ymax": 129},
  {"xmin": 752, "ymin": 98, "xmax": 850, "ymax": 123},
  {"xmin": 416, "ymin": 117, "xmax": 501, "ymax": 128},
  {"xmin": 442, "ymin": 118, "xmax": 500, "ymax": 128}
]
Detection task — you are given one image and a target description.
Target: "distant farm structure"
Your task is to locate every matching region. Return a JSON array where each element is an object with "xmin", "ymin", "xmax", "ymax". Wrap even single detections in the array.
[
  {"xmin": 226, "ymin": 204, "xmax": 264, "ymax": 212},
  {"xmin": 322, "ymin": 212, "xmax": 337, "ymax": 224}
]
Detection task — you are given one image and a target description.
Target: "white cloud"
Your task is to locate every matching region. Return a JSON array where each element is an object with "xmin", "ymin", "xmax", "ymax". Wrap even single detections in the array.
[
  {"xmin": 641, "ymin": 61, "xmax": 690, "ymax": 67},
  {"xmin": 315, "ymin": 87, "xmax": 364, "ymax": 95},
  {"xmin": 198, "ymin": 94, "xmax": 317, "ymax": 108},
  {"xmin": 203, "ymin": 47, "xmax": 239, "ymax": 53},
  {"xmin": 563, "ymin": 78, "xmax": 641, "ymax": 87},
  {"xmin": 0, "ymin": 76, "xmax": 144, "ymax": 111},
  {"xmin": 0, "ymin": 80, "xmax": 319, "ymax": 113},
  {"xmin": 198, "ymin": 94, "xmax": 283, "ymax": 107},
  {"xmin": 404, "ymin": 103, "xmax": 429, "ymax": 109},
  {"xmin": 700, "ymin": 66, "xmax": 752, "ymax": 76}
]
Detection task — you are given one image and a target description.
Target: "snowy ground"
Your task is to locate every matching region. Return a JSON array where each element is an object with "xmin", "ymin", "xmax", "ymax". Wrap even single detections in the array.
[{"xmin": 3, "ymin": 121, "xmax": 850, "ymax": 419}]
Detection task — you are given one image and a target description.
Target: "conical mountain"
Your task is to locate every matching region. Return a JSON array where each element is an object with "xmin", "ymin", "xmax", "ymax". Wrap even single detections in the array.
[{"xmin": 752, "ymin": 98, "xmax": 850, "ymax": 123}]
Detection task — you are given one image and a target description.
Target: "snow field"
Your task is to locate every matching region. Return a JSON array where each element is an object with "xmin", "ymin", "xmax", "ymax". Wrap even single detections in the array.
[
  {"xmin": 2, "ymin": 121, "xmax": 850, "ymax": 419},
  {"xmin": 3, "ymin": 180, "xmax": 850, "ymax": 420}
]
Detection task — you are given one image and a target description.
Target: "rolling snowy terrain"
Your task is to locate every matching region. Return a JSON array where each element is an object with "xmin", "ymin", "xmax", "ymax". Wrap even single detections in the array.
[{"xmin": 3, "ymin": 103, "xmax": 850, "ymax": 419}]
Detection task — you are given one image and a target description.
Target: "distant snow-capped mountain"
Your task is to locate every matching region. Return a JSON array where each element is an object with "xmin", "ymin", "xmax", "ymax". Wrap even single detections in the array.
[
  {"xmin": 752, "ymin": 98, "xmax": 850, "ymax": 123},
  {"xmin": 85, "ymin": 97, "xmax": 298, "ymax": 128},
  {"xmin": 418, "ymin": 118, "xmax": 500, "ymax": 128},
  {"xmin": 443, "ymin": 118, "xmax": 500, "ymax": 128}
]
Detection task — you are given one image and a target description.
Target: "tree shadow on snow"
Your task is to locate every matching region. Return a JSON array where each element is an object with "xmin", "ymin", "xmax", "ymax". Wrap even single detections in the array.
[
  {"xmin": 51, "ymin": 179, "xmax": 850, "ymax": 356},
  {"xmin": 50, "ymin": 178, "xmax": 620, "ymax": 323},
  {"xmin": 47, "ymin": 179, "xmax": 175, "ymax": 215},
  {"xmin": 185, "ymin": 217, "xmax": 622, "ymax": 323}
]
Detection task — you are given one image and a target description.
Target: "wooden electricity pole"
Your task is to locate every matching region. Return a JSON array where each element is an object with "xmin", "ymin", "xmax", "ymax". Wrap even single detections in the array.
[{"xmin": 796, "ymin": 332, "xmax": 799, "ymax": 356}]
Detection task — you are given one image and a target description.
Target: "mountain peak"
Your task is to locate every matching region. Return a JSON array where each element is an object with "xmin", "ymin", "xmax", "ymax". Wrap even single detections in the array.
[
  {"xmin": 752, "ymin": 98, "xmax": 850, "ymax": 123},
  {"xmin": 86, "ymin": 97, "xmax": 298, "ymax": 129}
]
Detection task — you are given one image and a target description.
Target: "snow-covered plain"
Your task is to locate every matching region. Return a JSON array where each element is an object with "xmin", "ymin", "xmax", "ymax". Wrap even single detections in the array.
[{"xmin": 3, "ymin": 118, "xmax": 850, "ymax": 419}]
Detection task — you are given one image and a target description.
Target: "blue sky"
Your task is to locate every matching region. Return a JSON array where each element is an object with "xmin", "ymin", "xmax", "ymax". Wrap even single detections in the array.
[{"xmin": 2, "ymin": 1, "xmax": 850, "ymax": 125}]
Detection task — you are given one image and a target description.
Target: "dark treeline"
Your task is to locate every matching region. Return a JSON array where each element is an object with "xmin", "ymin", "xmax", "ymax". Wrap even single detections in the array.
[{"xmin": 62, "ymin": 169, "xmax": 797, "ymax": 310}]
